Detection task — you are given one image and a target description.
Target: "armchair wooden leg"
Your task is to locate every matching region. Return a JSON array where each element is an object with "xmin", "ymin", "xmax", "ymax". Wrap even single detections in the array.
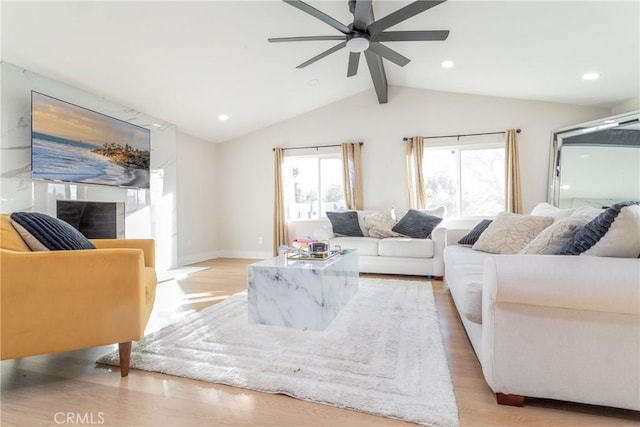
[
  {"xmin": 496, "ymin": 393, "xmax": 525, "ymax": 407},
  {"xmin": 118, "ymin": 342, "xmax": 132, "ymax": 377}
]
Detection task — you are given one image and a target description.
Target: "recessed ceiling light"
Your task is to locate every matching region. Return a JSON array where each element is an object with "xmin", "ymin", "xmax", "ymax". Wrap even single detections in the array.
[
  {"xmin": 561, "ymin": 184, "xmax": 571, "ymax": 190},
  {"xmin": 218, "ymin": 114, "xmax": 229, "ymax": 121},
  {"xmin": 579, "ymin": 154, "xmax": 590, "ymax": 159},
  {"xmin": 582, "ymin": 72, "xmax": 600, "ymax": 81},
  {"xmin": 441, "ymin": 60, "xmax": 454, "ymax": 68}
]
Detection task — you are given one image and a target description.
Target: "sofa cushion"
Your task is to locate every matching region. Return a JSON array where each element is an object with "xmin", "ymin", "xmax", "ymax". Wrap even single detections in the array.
[
  {"xmin": 472, "ymin": 212, "xmax": 553, "ymax": 254},
  {"xmin": 392, "ymin": 209, "xmax": 443, "ymax": 239},
  {"xmin": 0, "ymin": 214, "xmax": 31, "ymax": 252},
  {"xmin": 326, "ymin": 211, "xmax": 364, "ymax": 237},
  {"xmin": 458, "ymin": 219, "xmax": 493, "ymax": 245},
  {"xmin": 444, "ymin": 245, "xmax": 492, "ymax": 324},
  {"xmin": 557, "ymin": 201, "xmax": 640, "ymax": 257},
  {"xmin": 330, "ymin": 236, "xmax": 379, "ymax": 256},
  {"xmin": 378, "ymin": 237, "xmax": 434, "ymax": 258},
  {"xmin": 9, "ymin": 212, "xmax": 96, "ymax": 251},
  {"xmin": 364, "ymin": 209, "xmax": 400, "ymax": 238},
  {"xmin": 520, "ymin": 214, "xmax": 592, "ymax": 255}
]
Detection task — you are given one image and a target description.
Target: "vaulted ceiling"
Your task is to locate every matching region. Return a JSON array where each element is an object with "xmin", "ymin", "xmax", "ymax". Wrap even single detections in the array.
[{"xmin": 2, "ymin": 1, "xmax": 638, "ymax": 142}]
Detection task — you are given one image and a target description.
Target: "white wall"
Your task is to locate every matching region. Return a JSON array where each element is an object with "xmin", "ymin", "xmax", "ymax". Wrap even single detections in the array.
[
  {"xmin": 216, "ymin": 85, "xmax": 611, "ymax": 258},
  {"xmin": 0, "ymin": 61, "xmax": 179, "ymax": 270},
  {"xmin": 611, "ymin": 97, "xmax": 640, "ymax": 115},
  {"xmin": 176, "ymin": 131, "xmax": 220, "ymax": 265}
]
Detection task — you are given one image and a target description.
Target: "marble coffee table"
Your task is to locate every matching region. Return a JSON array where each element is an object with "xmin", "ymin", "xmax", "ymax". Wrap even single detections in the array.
[{"xmin": 247, "ymin": 249, "xmax": 359, "ymax": 331}]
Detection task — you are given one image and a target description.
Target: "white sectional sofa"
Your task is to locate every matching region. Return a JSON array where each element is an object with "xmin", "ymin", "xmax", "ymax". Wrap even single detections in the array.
[
  {"xmin": 443, "ymin": 218, "xmax": 640, "ymax": 410},
  {"xmin": 288, "ymin": 219, "xmax": 445, "ymax": 276}
]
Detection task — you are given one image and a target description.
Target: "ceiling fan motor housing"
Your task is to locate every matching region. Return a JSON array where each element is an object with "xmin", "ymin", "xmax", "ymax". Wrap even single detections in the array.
[{"xmin": 347, "ymin": 31, "xmax": 370, "ymax": 52}]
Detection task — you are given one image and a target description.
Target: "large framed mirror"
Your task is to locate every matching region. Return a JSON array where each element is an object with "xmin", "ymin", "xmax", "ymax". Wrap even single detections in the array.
[{"xmin": 549, "ymin": 111, "xmax": 640, "ymax": 208}]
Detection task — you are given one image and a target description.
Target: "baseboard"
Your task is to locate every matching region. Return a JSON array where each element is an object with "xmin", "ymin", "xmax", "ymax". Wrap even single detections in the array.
[
  {"xmin": 216, "ymin": 250, "xmax": 272, "ymax": 260},
  {"xmin": 178, "ymin": 250, "xmax": 221, "ymax": 267}
]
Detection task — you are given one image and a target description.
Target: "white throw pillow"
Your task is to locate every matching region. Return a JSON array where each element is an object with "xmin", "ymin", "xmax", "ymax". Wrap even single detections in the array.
[
  {"xmin": 571, "ymin": 206, "xmax": 604, "ymax": 219},
  {"xmin": 520, "ymin": 215, "xmax": 592, "ymax": 255},
  {"xmin": 355, "ymin": 210, "xmax": 373, "ymax": 236},
  {"xmin": 472, "ymin": 212, "xmax": 554, "ymax": 254},
  {"xmin": 530, "ymin": 202, "xmax": 575, "ymax": 220},
  {"xmin": 364, "ymin": 209, "xmax": 399, "ymax": 238},
  {"xmin": 584, "ymin": 204, "xmax": 640, "ymax": 257}
]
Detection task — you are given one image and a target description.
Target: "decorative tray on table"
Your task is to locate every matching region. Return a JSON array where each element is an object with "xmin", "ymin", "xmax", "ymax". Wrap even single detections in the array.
[{"xmin": 285, "ymin": 246, "xmax": 342, "ymax": 261}]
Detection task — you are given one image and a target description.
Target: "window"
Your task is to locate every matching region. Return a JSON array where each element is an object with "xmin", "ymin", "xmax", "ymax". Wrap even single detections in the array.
[
  {"xmin": 423, "ymin": 141, "xmax": 505, "ymax": 217},
  {"xmin": 283, "ymin": 152, "xmax": 345, "ymax": 220}
]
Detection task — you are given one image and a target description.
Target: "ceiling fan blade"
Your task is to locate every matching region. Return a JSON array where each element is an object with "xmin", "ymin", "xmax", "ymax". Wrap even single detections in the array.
[
  {"xmin": 284, "ymin": 0, "xmax": 351, "ymax": 34},
  {"xmin": 367, "ymin": 0, "xmax": 447, "ymax": 36},
  {"xmin": 367, "ymin": 42, "xmax": 411, "ymax": 67},
  {"xmin": 268, "ymin": 35, "xmax": 347, "ymax": 43},
  {"xmin": 353, "ymin": 0, "xmax": 373, "ymax": 31},
  {"xmin": 347, "ymin": 52, "xmax": 360, "ymax": 77},
  {"xmin": 370, "ymin": 30, "xmax": 450, "ymax": 42},
  {"xmin": 364, "ymin": 50, "xmax": 388, "ymax": 103},
  {"xmin": 296, "ymin": 42, "xmax": 347, "ymax": 69}
]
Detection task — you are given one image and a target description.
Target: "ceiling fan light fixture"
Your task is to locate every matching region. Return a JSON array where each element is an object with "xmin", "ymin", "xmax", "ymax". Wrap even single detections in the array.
[{"xmin": 347, "ymin": 36, "xmax": 370, "ymax": 53}]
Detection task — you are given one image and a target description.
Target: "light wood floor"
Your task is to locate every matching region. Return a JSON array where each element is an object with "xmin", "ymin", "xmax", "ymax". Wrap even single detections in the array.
[{"xmin": 2, "ymin": 258, "xmax": 638, "ymax": 427}]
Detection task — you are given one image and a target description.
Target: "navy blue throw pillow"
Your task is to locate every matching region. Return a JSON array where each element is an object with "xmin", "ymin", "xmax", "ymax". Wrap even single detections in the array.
[
  {"xmin": 392, "ymin": 209, "xmax": 443, "ymax": 239},
  {"xmin": 458, "ymin": 219, "xmax": 493, "ymax": 245},
  {"xmin": 10, "ymin": 212, "xmax": 96, "ymax": 251},
  {"xmin": 326, "ymin": 211, "xmax": 364, "ymax": 237},
  {"xmin": 556, "ymin": 201, "xmax": 639, "ymax": 255}
]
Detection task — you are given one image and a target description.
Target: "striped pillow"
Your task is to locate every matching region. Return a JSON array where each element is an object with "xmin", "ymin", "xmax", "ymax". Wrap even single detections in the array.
[
  {"xmin": 458, "ymin": 220, "xmax": 493, "ymax": 245},
  {"xmin": 392, "ymin": 209, "xmax": 443, "ymax": 239},
  {"xmin": 10, "ymin": 212, "xmax": 96, "ymax": 251},
  {"xmin": 556, "ymin": 201, "xmax": 640, "ymax": 256}
]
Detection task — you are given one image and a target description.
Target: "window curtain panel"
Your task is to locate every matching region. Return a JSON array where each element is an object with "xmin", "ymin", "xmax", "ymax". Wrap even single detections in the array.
[
  {"xmin": 341, "ymin": 142, "xmax": 363, "ymax": 210},
  {"xmin": 273, "ymin": 148, "xmax": 289, "ymax": 255},
  {"xmin": 405, "ymin": 136, "xmax": 427, "ymax": 209},
  {"xmin": 505, "ymin": 129, "xmax": 523, "ymax": 213}
]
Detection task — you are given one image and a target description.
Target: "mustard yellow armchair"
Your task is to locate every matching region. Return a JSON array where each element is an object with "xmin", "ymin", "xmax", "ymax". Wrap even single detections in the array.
[{"xmin": 0, "ymin": 214, "xmax": 157, "ymax": 376}]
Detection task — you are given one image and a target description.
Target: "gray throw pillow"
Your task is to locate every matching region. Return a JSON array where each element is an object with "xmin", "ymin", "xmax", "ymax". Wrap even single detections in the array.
[
  {"xmin": 326, "ymin": 211, "xmax": 364, "ymax": 237},
  {"xmin": 391, "ymin": 209, "xmax": 443, "ymax": 239},
  {"xmin": 458, "ymin": 219, "xmax": 492, "ymax": 245}
]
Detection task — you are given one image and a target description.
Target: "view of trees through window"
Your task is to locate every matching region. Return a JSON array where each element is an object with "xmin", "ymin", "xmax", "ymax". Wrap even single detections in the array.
[
  {"xmin": 424, "ymin": 144, "xmax": 505, "ymax": 216},
  {"xmin": 283, "ymin": 155, "xmax": 345, "ymax": 220}
]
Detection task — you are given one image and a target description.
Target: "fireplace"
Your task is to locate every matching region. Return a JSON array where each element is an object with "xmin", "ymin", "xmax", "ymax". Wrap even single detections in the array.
[{"xmin": 56, "ymin": 201, "xmax": 125, "ymax": 239}]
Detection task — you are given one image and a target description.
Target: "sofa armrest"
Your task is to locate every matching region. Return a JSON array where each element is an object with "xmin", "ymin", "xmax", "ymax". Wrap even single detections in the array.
[
  {"xmin": 90, "ymin": 238, "xmax": 155, "ymax": 268},
  {"xmin": 483, "ymin": 255, "xmax": 640, "ymax": 315},
  {"xmin": 429, "ymin": 226, "xmax": 447, "ymax": 276},
  {"xmin": 444, "ymin": 228, "xmax": 470, "ymax": 247}
]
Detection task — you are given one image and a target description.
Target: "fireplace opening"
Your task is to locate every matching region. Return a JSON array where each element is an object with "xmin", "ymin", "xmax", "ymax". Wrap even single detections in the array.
[{"xmin": 56, "ymin": 201, "xmax": 125, "ymax": 239}]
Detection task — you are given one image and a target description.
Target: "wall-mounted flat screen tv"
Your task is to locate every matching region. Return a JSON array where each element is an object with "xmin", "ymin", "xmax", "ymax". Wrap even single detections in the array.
[{"xmin": 31, "ymin": 91, "xmax": 151, "ymax": 189}]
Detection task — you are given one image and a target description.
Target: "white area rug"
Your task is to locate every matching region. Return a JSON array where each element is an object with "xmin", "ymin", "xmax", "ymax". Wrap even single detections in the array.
[{"xmin": 98, "ymin": 278, "xmax": 459, "ymax": 427}]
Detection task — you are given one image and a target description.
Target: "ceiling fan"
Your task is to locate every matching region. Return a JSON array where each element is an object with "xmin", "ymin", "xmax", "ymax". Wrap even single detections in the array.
[{"xmin": 268, "ymin": 0, "xmax": 450, "ymax": 104}]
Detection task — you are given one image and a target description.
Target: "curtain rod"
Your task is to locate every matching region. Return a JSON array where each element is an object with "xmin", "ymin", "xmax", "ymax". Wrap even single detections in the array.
[
  {"xmin": 402, "ymin": 129, "xmax": 521, "ymax": 141},
  {"xmin": 273, "ymin": 142, "xmax": 363, "ymax": 152}
]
